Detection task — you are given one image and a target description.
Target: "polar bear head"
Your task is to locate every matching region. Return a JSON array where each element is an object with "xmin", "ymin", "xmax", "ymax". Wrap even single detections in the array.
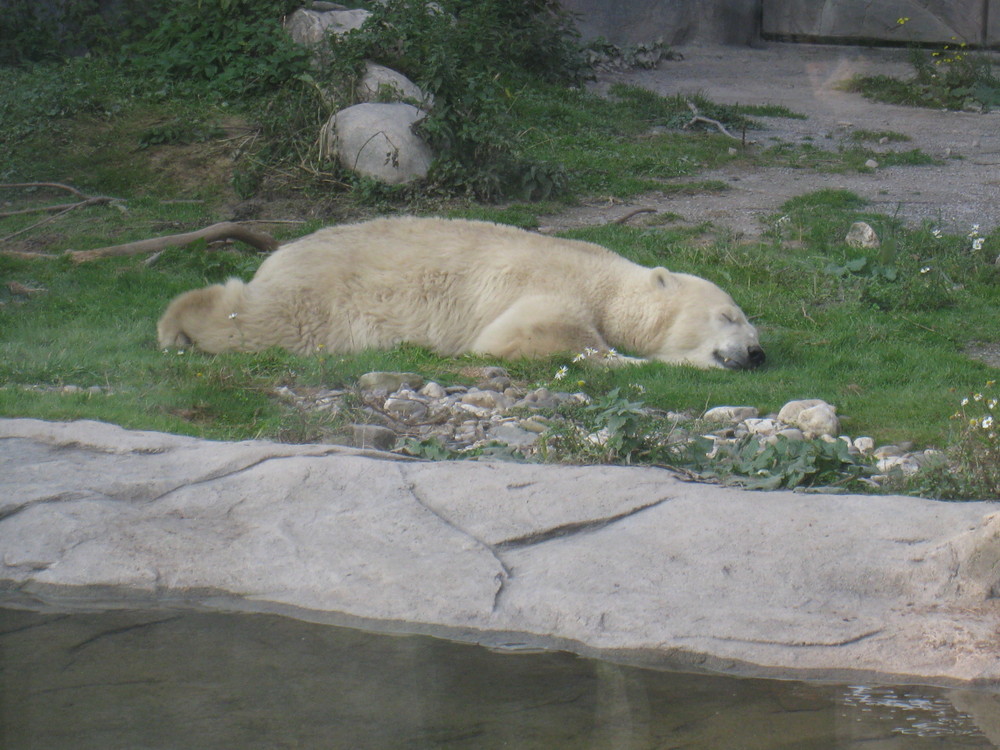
[{"xmin": 648, "ymin": 269, "xmax": 764, "ymax": 370}]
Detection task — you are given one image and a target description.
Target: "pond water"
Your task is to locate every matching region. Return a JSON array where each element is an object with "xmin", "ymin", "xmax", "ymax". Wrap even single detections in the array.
[{"xmin": 1, "ymin": 606, "xmax": 998, "ymax": 749}]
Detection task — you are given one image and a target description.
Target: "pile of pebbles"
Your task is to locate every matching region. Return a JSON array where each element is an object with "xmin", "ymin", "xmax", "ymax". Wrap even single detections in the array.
[{"xmin": 273, "ymin": 368, "xmax": 941, "ymax": 479}]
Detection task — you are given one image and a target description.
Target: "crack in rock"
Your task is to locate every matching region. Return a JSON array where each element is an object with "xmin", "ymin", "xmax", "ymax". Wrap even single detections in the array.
[
  {"xmin": 397, "ymin": 466, "xmax": 511, "ymax": 612},
  {"xmin": 678, "ymin": 628, "xmax": 885, "ymax": 649},
  {"xmin": 495, "ymin": 496, "xmax": 673, "ymax": 551},
  {"xmin": 0, "ymin": 490, "xmax": 105, "ymax": 523}
]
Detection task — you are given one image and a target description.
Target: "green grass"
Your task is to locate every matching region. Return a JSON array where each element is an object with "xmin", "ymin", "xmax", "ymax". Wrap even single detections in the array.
[
  {"xmin": 3, "ymin": 190, "xmax": 997, "ymax": 450},
  {"xmin": 2, "ymin": 57, "xmax": 997, "ymax": 476},
  {"xmin": 839, "ymin": 49, "xmax": 1000, "ymax": 112}
]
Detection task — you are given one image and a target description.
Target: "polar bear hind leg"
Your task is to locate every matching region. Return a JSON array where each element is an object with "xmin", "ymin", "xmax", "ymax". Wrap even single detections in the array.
[{"xmin": 157, "ymin": 279, "xmax": 248, "ymax": 353}]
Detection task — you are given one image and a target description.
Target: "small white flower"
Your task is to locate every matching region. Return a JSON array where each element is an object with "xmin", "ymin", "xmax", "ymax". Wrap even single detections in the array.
[
  {"xmin": 554, "ymin": 366, "xmax": 569, "ymax": 380},
  {"xmin": 975, "ymin": 393, "xmax": 984, "ymax": 401},
  {"xmin": 604, "ymin": 348, "xmax": 619, "ymax": 359},
  {"xmin": 228, "ymin": 312, "xmax": 239, "ymax": 319},
  {"xmin": 989, "ymin": 399, "xmax": 998, "ymax": 410},
  {"xmin": 931, "ymin": 228, "xmax": 942, "ymax": 238},
  {"xmin": 177, "ymin": 350, "xmax": 185, "ymax": 355},
  {"xmin": 972, "ymin": 237, "xmax": 985, "ymax": 251},
  {"xmin": 920, "ymin": 266, "xmax": 932, "ymax": 274},
  {"xmin": 572, "ymin": 352, "xmax": 587, "ymax": 363},
  {"xmin": 777, "ymin": 215, "xmax": 790, "ymax": 225},
  {"xmin": 961, "ymin": 397, "xmax": 970, "ymax": 406},
  {"xmin": 968, "ymin": 224, "xmax": 980, "ymax": 237},
  {"xmin": 982, "ymin": 416, "xmax": 994, "ymax": 430}
]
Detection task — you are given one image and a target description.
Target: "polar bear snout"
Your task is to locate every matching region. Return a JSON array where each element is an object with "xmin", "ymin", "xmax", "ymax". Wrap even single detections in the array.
[{"xmin": 715, "ymin": 344, "xmax": 765, "ymax": 370}]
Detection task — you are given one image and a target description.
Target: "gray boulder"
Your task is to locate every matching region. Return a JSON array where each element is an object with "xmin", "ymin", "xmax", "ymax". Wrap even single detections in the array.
[
  {"xmin": 358, "ymin": 62, "xmax": 433, "ymax": 108},
  {"xmin": 3, "ymin": 418, "xmax": 1000, "ymax": 685},
  {"xmin": 322, "ymin": 103, "xmax": 433, "ymax": 184},
  {"xmin": 284, "ymin": 7, "xmax": 370, "ymax": 46}
]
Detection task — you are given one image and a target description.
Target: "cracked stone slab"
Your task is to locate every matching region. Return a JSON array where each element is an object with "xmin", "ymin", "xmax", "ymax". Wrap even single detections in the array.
[{"xmin": 2, "ymin": 418, "xmax": 999, "ymax": 686}]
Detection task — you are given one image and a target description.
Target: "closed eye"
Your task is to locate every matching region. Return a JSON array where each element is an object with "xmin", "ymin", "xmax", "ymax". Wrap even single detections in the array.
[{"xmin": 720, "ymin": 312, "xmax": 736, "ymax": 324}]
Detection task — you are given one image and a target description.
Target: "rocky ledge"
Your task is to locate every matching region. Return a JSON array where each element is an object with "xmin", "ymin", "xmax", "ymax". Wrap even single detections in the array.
[{"xmin": 2, "ymin": 417, "xmax": 999, "ymax": 686}]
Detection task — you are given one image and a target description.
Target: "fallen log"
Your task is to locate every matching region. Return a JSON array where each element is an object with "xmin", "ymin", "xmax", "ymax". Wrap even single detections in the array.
[{"xmin": 65, "ymin": 222, "xmax": 280, "ymax": 263}]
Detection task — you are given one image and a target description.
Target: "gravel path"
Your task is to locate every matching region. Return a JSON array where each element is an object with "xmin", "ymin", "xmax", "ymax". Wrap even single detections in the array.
[{"xmin": 541, "ymin": 43, "xmax": 1000, "ymax": 238}]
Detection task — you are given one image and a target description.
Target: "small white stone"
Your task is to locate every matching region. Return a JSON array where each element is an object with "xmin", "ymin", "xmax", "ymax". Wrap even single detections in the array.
[
  {"xmin": 744, "ymin": 418, "xmax": 779, "ymax": 436},
  {"xmin": 704, "ymin": 406, "xmax": 759, "ymax": 424},
  {"xmin": 853, "ymin": 436, "xmax": 875, "ymax": 454},
  {"xmin": 845, "ymin": 221, "xmax": 880, "ymax": 248},
  {"xmin": 419, "ymin": 382, "xmax": 447, "ymax": 399}
]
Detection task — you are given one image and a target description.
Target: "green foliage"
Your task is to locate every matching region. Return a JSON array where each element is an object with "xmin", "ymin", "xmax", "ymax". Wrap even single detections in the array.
[
  {"xmin": 535, "ymin": 388, "xmax": 873, "ymax": 490},
  {"xmin": 138, "ymin": 119, "xmax": 225, "ymax": 149},
  {"xmin": 0, "ymin": 0, "xmax": 153, "ymax": 64},
  {"xmin": 319, "ymin": 0, "xmax": 587, "ymax": 199},
  {"xmin": 125, "ymin": 0, "xmax": 309, "ymax": 97},
  {"xmin": 0, "ymin": 57, "xmax": 144, "ymax": 150},
  {"xmin": 582, "ymin": 387, "xmax": 649, "ymax": 458},
  {"xmin": 679, "ymin": 434, "xmax": 873, "ymax": 491},
  {"xmin": 844, "ymin": 46, "xmax": 1000, "ymax": 111}
]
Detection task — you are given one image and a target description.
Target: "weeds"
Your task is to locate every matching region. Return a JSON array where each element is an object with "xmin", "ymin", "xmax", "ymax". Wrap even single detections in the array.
[{"xmin": 842, "ymin": 28, "xmax": 1000, "ymax": 112}]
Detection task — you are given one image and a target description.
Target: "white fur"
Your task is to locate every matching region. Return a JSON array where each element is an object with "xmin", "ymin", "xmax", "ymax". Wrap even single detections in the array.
[{"xmin": 157, "ymin": 217, "xmax": 764, "ymax": 369}]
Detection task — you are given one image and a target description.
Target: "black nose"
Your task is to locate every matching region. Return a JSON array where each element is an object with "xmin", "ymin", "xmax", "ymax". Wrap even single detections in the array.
[{"xmin": 747, "ymin": 346, "xmax": 765, "ymax": 369}]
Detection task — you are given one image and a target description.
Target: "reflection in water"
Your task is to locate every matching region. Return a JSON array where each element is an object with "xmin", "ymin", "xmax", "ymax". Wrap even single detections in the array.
[{"xmin": 0, "ymin": 607, "xmax": 995, "ymax": 749}]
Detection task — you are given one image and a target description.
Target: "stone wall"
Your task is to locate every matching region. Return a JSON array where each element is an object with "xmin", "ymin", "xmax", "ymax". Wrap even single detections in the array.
[
  {"xmin": 558, "ymin": 0, "xmax": 761, "ymax": 46},
  {"xmin": 561, "ymin": 0, "xmax": 1000, "ymax": 47},
  {"xmin": 763, "ymin": 0, "xmax": 1000, "ymax": 46}
]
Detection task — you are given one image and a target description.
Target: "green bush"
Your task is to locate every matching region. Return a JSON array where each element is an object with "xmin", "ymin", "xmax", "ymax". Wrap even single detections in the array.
[
  {"xmin": 125, "ymin": 0, "xmax": 309, "ymax": 97},
  {"xmin": 0, "ymin": 0, "xmax": 153, "ymax": 65},
  {"xmin": 325, "ymin": 0, "xmax": 587, "ymax": 199},
  {"xmin": 844, "ymin": 45, "xmax": 1000, "ymax": 111}
]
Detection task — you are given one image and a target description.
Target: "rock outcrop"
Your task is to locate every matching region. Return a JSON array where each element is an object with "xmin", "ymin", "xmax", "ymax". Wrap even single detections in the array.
[{"xmin": 2, "ymin": 418, "xmax": 999, "ymax": 685}]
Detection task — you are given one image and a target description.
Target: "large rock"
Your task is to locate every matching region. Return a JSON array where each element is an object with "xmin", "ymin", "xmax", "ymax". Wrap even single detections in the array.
[
  {"xmin": 284, "ymin": 7, "xmax": 370, "ymax": 46},
  {"xmin": 357, "ymin": 62, "xmax": 433, "ymax": 108},
  {"xmin": 322, "ymin": 102, "xmax": 433, "ymax": 184},
  {"xmin": 2, "ymin": 418, "xmax": 999, "ymax": 684}
]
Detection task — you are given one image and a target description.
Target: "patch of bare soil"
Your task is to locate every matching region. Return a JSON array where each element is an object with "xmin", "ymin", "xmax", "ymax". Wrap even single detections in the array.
[{"xmin": 540, "ymin": 43, "xmax": 1000, "ymax": 240}]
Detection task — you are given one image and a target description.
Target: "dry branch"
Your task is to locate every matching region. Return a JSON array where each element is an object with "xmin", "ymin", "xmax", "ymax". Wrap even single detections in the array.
[
  {"xmin": 66, "ymin": 222, "xmax": 280, "ymax": 263},
  {"xmin": 611, "ymin": 208, "xmax": 656, "ymax": 225},
  {"xmin": 0, "ymin": 195, "xmax": 116, "ymax": 219},
  {"xmin": 0, "ymin": 182, "xmax": 89, "ymax": 199},
  {"xmin": 683, "ymin": 100, "xmax": 740, "ymax": 140}
]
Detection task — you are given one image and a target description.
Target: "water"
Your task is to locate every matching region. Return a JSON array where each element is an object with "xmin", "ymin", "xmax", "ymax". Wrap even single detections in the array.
[{"xmin": 1, "ymin": 607, "xmax": 997, "ymax": 749}]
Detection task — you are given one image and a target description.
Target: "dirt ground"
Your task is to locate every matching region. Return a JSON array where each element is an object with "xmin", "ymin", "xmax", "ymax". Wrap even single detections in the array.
[{"xmin": 539, "ymin": 43, "xmax": 1000, "ymax": 239}]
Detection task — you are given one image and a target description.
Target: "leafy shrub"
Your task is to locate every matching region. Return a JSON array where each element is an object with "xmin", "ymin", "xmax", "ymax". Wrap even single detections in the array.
[
  {"xmin": 0, "ymin": 0, "xmax": 154, "ymax": 65},
  {"xmin": 0, "ymin": 57, "xmax": 144, "ymax": 148},
  {"xmin": 139, "ymin": 119, "xmax": 225, "ymax": 149},
  {"xmin": 844, "ymin": 44, "xmax": 1000, "ymax": 111},
  {"xmin": 324, "ymin": 0, "xmax": 587, "ymax": 199},
  {"xmin": 679, "ymin": 434, "xmax": 873, "ymax": 491},
  {"xmin": 125, "ymin": 0, "xmax": 309, "ymax": 97}
]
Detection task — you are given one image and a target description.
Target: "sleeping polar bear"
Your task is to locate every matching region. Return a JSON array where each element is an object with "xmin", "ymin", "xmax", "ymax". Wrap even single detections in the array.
[{"xmin": 157, "ymin": 217, "xmax": 764, "ymax": 369}]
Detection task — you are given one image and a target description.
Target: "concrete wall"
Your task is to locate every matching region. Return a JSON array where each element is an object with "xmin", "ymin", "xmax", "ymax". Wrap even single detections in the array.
[
  {"xmin": 561, "ymin": 0, "xmax": 1000, "ymax": 47},
  {"xmin": 558, "ymin": 0, "xmax": 761, "ymax": 47},
  {"xmin": 762, "ymin": 0, "xmax": 998, "ymax": 46}
]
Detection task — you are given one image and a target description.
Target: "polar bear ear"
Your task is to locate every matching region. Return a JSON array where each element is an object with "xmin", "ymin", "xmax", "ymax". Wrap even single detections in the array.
[{"xmin": 650, "ymin": 267, "xmax": 679, "ymax": 290}]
